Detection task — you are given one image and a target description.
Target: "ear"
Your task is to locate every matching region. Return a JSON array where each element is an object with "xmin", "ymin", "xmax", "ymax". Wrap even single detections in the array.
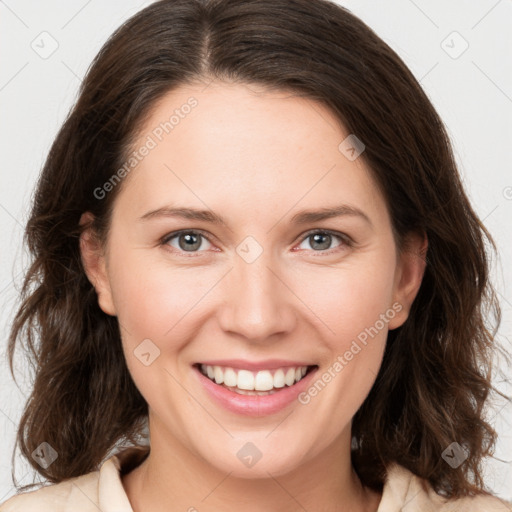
[
  {"xmin": 387, "ymin": 230, "xmax": 428, "ymax": 330},
  {"xmin": 79, "ymin": 212, "xmax": 117, "ymax": 316}
]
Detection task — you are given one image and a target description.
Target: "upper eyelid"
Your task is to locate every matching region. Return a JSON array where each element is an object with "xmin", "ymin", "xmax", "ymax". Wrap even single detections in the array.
[{"xmin": 161, "ymin": 228, "xmax": 216, "ymax": 245}]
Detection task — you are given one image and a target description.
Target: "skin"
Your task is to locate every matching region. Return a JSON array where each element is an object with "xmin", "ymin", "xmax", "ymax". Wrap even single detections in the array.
[{"xmin": 80, "ymin": 80, "xmax": 427, "ymax": 512}]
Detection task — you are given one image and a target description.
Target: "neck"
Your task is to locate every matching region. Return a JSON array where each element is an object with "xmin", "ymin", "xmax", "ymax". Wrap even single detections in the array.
[{"xmin": 122, "ymin": 415, "xmax": 381, "ymax": 512}]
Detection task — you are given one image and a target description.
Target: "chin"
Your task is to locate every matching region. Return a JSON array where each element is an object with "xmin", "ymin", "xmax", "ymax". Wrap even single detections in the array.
[{"xmin": 200, "ymin": 440, "xmax": 306, "ymax": 479}]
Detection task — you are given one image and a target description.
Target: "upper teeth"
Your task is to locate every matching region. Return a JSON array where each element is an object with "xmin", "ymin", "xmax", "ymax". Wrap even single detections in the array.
[{"xmin": 200, "ymin": 364, "xmax": 309, "ymax": 391}]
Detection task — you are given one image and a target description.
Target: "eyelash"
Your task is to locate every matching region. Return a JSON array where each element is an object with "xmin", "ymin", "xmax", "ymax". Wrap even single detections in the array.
[{"xmin": 160, "ymin": 229, "xmax": 353, "ymax": 257}]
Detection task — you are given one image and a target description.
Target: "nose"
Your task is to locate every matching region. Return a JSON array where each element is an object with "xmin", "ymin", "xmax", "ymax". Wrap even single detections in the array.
[{"xmin": 216, "ymin": 251, "xmax": 297, "ymax": 343}]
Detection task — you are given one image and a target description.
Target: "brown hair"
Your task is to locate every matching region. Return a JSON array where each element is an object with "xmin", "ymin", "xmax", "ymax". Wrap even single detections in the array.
[{"xmin": 7, "ymin": 0, "xmax": 510, "ymax": 498}]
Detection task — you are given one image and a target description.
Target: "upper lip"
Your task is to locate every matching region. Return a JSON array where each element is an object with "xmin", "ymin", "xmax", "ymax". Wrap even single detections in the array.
[{"xmin": 196, "ymin": 359, "xmax": 317, "ymax": 371}]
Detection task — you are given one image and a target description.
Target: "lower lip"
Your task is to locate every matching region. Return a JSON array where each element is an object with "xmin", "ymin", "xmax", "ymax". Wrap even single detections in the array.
[{"xmin": 193, "ymin": 365, "xmax": 319, "ymax": 417}]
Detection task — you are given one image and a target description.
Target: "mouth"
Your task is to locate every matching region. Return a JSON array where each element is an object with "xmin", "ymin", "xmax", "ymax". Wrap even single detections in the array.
[{"xmin": 193, "ymin": 362, "xmax": 319, "ymax": 396}]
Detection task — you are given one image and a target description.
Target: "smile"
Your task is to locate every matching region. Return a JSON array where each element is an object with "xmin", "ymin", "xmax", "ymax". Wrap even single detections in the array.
[
  {"xmin": 192, "ymin": 358, "xmax": 320, "ymax": 416},
  {"xmin": 197, "ymin": 363, "xmax": 315, "ymax": 395}
]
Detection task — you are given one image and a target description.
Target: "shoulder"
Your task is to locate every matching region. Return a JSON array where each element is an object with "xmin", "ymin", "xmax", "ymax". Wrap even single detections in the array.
[
  {"xmin": 0, "ymin": 445, "xmax": 149, "ymax": 512},
  {"xmin": 0, "ymin": 470, "xmax": 100, "ymax": 512},
  {"xmin": 381, "ymin": 463, "xmax": 512, "ymax": 512}
]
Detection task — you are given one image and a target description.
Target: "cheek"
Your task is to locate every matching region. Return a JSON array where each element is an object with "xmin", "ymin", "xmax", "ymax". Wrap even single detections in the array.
[
  {"xmin": 107, "ymin": 246, "xmax": 211, "ymax": 342},
  {"xmin": 298, "ymin": 256, "xmax": 397, "ymax": 346},
  {"xmin": 293, "ymin": 264, "xmax": 394, "ymax": 438},
  {"xmin": 107, "ymin": 247, "xmax": 203, "ymax": 418}
]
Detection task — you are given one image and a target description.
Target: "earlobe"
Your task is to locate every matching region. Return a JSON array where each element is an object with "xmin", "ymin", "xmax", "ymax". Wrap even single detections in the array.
[
  {"xmin": 79, "ymin": 212, "xmax": 117, "ymax": 316},
  {"xmin": 388, "ymin": 231, "xmax": 428, "ymax": 330}
]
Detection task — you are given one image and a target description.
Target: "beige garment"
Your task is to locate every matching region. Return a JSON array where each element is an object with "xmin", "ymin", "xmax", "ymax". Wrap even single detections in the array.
[{"xmin": 1, "ymin": 446, "xmax": 511, "ymax": 511}]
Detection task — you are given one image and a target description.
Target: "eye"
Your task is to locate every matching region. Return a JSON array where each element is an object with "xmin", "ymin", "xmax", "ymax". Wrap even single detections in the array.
[
  {"xmin": 295, "ymin": 229, "xmax": 352, "ymax": 254},
  {"xmin": 160, "ymin": 228, "xmax": 352, "ymax": 256},
  {"xmin": 161, "ymin": 230, "xmax": 214, "ymax": 254}
]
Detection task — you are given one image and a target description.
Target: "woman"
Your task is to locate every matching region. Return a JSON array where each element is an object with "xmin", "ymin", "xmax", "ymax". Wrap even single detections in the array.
[{"xmin": 2, "ymin": 0, "xmax": 511, "ymax": 511}]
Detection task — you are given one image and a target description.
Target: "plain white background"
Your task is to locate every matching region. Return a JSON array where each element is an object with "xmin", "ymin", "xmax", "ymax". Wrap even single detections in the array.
[{"xmin": 0, "ymin": 0, "xmax": 511, "ymax": 504}]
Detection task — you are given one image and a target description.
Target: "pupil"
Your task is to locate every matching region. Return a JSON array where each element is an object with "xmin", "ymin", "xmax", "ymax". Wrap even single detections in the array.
[
  {"xmin": 179, "ymin": 233, "xmax": 201, "ymax": 251},
  {"xmin": 312, "ymin": 233, "xmax": 330, "ymax": 250}
]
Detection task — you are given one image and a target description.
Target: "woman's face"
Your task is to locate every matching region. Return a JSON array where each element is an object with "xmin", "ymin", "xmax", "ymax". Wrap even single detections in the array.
[{"xmin": 81, "ymin": 80, "xmax": 425, "ymax": 478}]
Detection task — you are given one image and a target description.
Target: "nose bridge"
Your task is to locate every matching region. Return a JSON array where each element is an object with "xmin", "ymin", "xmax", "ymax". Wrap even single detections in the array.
[{"xmin": 218, "ymin": 243, "xmax": 295, "ymax": 340}]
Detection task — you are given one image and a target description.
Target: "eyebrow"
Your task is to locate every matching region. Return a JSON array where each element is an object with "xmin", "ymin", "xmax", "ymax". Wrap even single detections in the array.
[{"xmin": 138, "ymin": 204, "xmax": 373, "ymax": 228}]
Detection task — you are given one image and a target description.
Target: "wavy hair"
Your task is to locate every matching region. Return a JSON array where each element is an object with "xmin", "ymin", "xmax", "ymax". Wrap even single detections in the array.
[{"xmin": 7, "ymin": 0, "xmax": 510, "ymax": 498}]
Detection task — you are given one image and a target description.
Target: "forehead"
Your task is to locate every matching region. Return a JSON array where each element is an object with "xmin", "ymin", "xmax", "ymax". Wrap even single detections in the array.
[{"xmin": 114, "ymin": 81, "xmax": 388, "ymax": 228}]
